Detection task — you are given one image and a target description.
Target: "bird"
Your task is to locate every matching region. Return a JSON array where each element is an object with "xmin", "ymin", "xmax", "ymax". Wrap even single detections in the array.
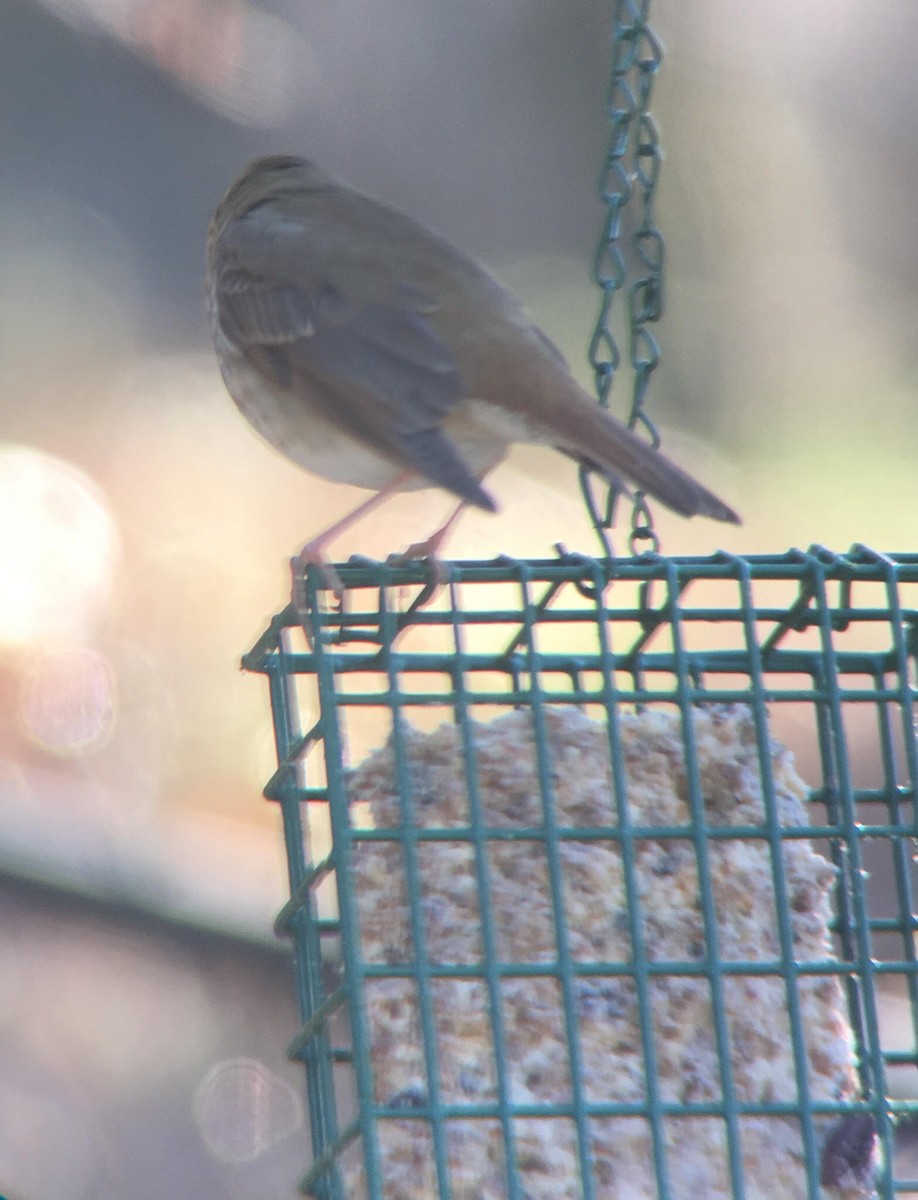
[{"xmin": 207, "ymin": 154, "xmax": 739, "ymax": 591}]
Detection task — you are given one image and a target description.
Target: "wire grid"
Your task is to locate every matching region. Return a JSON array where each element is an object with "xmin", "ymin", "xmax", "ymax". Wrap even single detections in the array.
[{"xmin": 244, "ymin": 545, "xmax": 918, "ymax": 1199}]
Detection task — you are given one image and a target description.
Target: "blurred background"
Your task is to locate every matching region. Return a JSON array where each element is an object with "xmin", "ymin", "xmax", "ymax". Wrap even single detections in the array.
[{"xmin": 2, "ymin": 0, "xmax": 918, "ymax": 1195}]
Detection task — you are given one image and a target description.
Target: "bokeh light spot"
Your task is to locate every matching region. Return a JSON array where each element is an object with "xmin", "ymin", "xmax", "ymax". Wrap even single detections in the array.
[
  {"xmin": 193, "ymin": 1056, "xmax": 303, "ymax": 1163},
  {"xmin": 0, "ymin": 446, "xmax": 119, "ymax": 648},
  {"xmin": 19, "ymin": 648, "xmax": 117, "ymax": 757}
]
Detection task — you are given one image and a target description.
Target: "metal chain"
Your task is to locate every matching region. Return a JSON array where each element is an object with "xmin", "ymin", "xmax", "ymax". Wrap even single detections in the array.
[{"xmin": 583, "ymin": 0, "xmax": 665, "ymax": 559}]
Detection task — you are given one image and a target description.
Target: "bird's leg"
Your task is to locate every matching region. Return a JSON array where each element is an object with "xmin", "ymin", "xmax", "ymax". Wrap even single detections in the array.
[
  {"xmin": 398, "ymin": 497, "xmax": 468, "ymax": 563},
  {"xmin": 293, "ymin": 471, "xmax": 415, "ymax": 606},
  {"xmin": 388, "ymin": 495, "xmax": 472, "ymax": 599}
]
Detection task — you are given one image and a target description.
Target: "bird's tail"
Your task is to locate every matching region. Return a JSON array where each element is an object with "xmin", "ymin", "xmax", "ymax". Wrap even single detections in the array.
[{"xmin": 557, "ymin": 400, "xmax": 740, "ymax": 525}]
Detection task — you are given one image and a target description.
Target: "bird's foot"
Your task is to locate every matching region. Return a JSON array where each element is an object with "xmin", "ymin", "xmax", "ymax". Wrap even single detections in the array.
[
  {"xmin": 291, "ymin": 544, "xmax": 345, "ymax": 615},
  {"xmin": 387, "ymin": 544, "xmax": 448, "ymax": 582},
  {"xmin": 385, "ymin": 548, "xmax": 448, "ymax": 617},
  {"xmin": 385, "ymin": 499, "xmax": 467, "ymax": 606}
]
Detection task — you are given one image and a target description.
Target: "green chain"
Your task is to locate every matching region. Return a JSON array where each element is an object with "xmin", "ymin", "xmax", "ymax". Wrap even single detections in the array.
[{"xmin": 585, "ymin": 0, "xmax": 665, "ymax": 558}]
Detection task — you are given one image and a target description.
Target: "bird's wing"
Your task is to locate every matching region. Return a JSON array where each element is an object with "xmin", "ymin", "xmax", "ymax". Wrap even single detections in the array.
[{"xmin": 214, "ymin": 210, "xmax": 493, "ymax": 508}]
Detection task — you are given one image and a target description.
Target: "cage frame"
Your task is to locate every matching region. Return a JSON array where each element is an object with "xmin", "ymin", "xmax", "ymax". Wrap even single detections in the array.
[{"xmin": 244, "ymin": 544, "xmax": 918, "ymax": 1198}]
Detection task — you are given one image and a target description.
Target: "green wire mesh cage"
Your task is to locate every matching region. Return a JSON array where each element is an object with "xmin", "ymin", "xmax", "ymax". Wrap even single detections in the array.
[{"xmin": 243, "ymin": 547, "xmax": 918, "ymax": 1199}]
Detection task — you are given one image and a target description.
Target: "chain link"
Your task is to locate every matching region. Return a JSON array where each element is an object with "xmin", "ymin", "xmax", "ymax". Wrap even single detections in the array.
[{"xmin": 583, "ymin": 0, "xmax": 665, "ymax": 559}]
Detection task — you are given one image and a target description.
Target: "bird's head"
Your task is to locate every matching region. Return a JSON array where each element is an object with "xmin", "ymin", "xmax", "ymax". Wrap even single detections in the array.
[
  {"xmin": 241, "ymin": 155, "xmax": 334, "ymax": 192},
  {"xmin": 210, "ymin": 154, "xmax": 338, "ymax": 235}
]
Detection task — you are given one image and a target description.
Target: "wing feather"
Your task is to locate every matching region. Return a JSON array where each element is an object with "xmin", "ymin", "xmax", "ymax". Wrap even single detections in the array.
[{"xmin": 213, "ymin": 208, "xmax": 493, "ymax": 507}]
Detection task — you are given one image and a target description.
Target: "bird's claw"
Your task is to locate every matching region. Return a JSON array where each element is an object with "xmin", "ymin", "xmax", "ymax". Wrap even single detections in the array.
[
  {"xmin": 291, "ymin": 553, "xmax": 345, "ymax": 619},
  {"xmin": 386, "ymin": 548, "xmax": 449, "ymax": 613}
]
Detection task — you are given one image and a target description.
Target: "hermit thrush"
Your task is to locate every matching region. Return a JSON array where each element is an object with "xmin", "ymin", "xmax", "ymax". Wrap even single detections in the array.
[{"xmin": 207, "ymin": 155, "xmax": 739, "ymax": 587}]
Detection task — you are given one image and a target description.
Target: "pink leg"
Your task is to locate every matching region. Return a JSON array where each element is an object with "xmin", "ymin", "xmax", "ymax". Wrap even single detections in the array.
[
  {"xmin": 398, "ymin": 498, "xmax": 469, "ymax": 563},
  {"xmin": 294, "ymin": 471, "xmax": 414, "ymax": 599},
  {"xmin": 385, "ymin": 497, "xmax": 474, "ymax": 602}
]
